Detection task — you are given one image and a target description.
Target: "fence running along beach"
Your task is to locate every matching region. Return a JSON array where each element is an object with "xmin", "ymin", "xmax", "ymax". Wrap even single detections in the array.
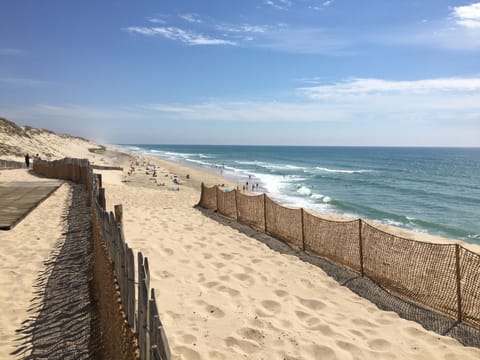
[
  {"xmin": 34, "ymin": 158, "xmax": 171, "ymax": 360},
  {"xmin": 199, "ymin": 184, "xmax": 480, "ymax": 329},
  {"xmin": 0, "ymin": 159, "xmax": 25, "ymax": 169}
]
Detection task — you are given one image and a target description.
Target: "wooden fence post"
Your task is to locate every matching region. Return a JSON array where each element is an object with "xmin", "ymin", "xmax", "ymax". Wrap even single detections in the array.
[
  {"xmin": 358, "ymin": 219, "xmax": 364, "ymax": 276},
  {"xmin": 98, "ymin": 188, "xmax": 106, "ymax": 210},
  {"xmin": 234, "ymin": 190, "xmax": 239, "ymax": 221},
  {"xmin": 215, "ymin": 186, "xmax": 219, "ymax": 211},
  {"xmin": 455, "ymin": 244, "xmax": 462, "ymax": 322},
  {"xmin": 263, "ymin": 194, "xmax": 268, "ymax": 233},
  {"xmin": 301, "ymin": 208, "xmax": 305, "ymax": 251},
  {"xmin": 114, "ymin": 204, "xmax": 123, "ymax": 225},
  {"xmin": 126, "ymin": 247, "xmax": 135, "ymax": 329}
]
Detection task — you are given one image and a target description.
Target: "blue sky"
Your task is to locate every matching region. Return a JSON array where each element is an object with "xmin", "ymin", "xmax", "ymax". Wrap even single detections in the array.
[{"xmin": 1, "ymin": 0, "xmax": 479, "ymax": 146}]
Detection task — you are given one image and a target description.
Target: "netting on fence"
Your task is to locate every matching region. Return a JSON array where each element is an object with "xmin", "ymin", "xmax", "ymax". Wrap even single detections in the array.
[
  {"xmin": 236, "ymin": 192, "xmax": 266, "ymax": 230},
  {"xmin": 33, "ymin": 158, "xmax": 171, "ymax": 360},
  {"xmin": 198, "ymin": 185, "xmax": 480, "ymax": 327},
  {"xmin": 303, "ymin": 211, "xmax": 361, "ymax": 272},
  {"xmin": 362, "ymin": 222, "xmax": 458, "ymax": 318},
  {"xmin": 460, "ymin": 248, "xmax": 480, "ymax": 327},
  {"xmin": 199, "ymin": 184, "xmax": 217, "ymax": 210},
  {"xmin": 217, "ymin": 189, "xmax": 237, "ymax": 219},
  {"xmin": 265, "ymin": 196, "xmax": 303, "ymax": 248}
]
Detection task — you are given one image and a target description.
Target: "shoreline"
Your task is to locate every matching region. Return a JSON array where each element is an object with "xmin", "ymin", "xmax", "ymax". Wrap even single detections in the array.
[
  {"xmin": 110, "ymin": 144, "xmax": 480, "ymax": 254},
  {"xmin": 2, "ymin": 141, "xmax": 480, "ymax": 358},
  {"xmin": 94, "ymin": 146, "xmax": 480, "ymax": 359}
]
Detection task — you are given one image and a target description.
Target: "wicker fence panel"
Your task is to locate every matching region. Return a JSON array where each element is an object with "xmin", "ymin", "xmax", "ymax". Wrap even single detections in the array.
[
  {"xmin": 460, "ymin": 247, "xmax": 480, "ymax": 327},
  {"xmin": 303, "ymin": 211, "xmax": 361, "ymax": 272},
  {"xmin": 217, "ymin": 189, "xmax": 237, "ymax": 220},
  {"xmin": 198, "ymin": 184, "xmax": 217, "ymax": 210},
  {"xmin": 362, "ymin": 222, "xmax": 458, "ymax": 318},
  {"xmin": 265, "ymin": 196, "xmax": 303, "ymax": 248},
  {"xmin": 236, "ymin": 192, "xmax": 265, "ymax": 230}
]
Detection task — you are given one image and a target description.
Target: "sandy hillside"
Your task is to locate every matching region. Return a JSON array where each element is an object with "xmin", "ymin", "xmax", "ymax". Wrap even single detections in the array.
[{"xmin": 0, "ymin": 117, "xmax": 105, "ymax": 162}]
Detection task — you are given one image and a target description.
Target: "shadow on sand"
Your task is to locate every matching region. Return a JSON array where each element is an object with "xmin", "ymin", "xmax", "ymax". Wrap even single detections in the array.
[
  {"xmin": 11, "ymin": 183, "xmax": 99, "ymax": 359},
  {"xmin": 197, "ymin": 206, "xmax": 480, "ymax": 349}
]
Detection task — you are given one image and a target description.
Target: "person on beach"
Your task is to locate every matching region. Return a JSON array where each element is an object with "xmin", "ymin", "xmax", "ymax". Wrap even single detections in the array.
[{"xmin": 24, "ymin": 153, "xmax": 30, "ymax": 168}]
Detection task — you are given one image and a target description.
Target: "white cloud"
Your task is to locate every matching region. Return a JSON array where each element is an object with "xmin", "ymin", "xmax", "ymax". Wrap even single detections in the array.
[
  {"xmin": 126, "ymin": 26, "xmax": 236, "ymax": 45},
  {"xmin": 265, "ymin": 0, "xmax": 292, "ymax": 10},
  {"xmin": 179, "ymin": 13, "xmax": 202, "ymax": 23},
  {"xmin": 217, "ymin": 24, "xmax": 267, "ymax": 34},
  {"xmin": 147, "ymin": 17, "xmax": 167, "ymax": 24},
  {"xmin": 299, "ymin": 77, "xmax": 480, "ymax": 98},
  {"xmin": 453, "ymin": 2, "xmax": 480, "ymax": 29}
]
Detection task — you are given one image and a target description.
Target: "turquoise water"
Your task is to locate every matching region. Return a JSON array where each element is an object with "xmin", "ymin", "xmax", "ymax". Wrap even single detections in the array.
[{"xmin": 124, "ymin": 145, "xmax": 480, "ymax": 244}]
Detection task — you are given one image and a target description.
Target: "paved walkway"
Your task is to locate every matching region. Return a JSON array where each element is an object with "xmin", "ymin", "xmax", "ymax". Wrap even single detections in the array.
[{"xmin": 0, "ymin": 181, "xmax": 61, "ymax": 230}]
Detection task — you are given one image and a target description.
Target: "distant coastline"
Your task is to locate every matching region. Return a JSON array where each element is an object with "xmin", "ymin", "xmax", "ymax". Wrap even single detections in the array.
[{"xmin": 119, "ymin": 144, "xmax": 480, "ymax": 245}]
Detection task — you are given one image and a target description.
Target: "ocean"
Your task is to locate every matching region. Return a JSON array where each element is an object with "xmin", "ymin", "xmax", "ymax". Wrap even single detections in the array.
[{"xmin": 123, "ymin": 145, "xmax": 480, "ymax": 244}]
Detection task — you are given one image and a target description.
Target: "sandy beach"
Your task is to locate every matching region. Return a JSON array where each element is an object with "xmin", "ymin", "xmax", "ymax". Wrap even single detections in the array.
[
  {"xmin": 1, "ymin": 141, "xmax": 480, "ymax": 359},
  {"xmin": 98, "ymin": 150, "xmax": 480, "ymax": 359}
]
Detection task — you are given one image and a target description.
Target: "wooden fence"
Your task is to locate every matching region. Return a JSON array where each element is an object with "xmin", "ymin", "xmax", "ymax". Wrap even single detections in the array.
[
  {"xmin": 199, "ymin": 183, "xmax": 480, "ymax": 329},
  {"xmin": 33, "ymin": 158, "xmax": 171, "ymax": 360},
  {"xmin": 0, "ymin": 159, "xmax": 25, "ymax": 169}
]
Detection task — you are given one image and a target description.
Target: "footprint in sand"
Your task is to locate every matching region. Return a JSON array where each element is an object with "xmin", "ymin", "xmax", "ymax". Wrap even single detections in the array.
[
  {"xmin": 208, "ymin": 351, "xmax": 227, "ymax": 359},
  {"xmin": 220, "ymin": 253, "xmax": 234, "ymax": 260},
  {"xmin": 367, "ymin": 338, "xmax": 392, "ymax": 351},
  {"xmin": 217, "ymin": 285, "xmax": 240, "ymax": 297},
  {"xmin": 213, "ymin": 262, "xmax": 225, "ymax": 269},
  {"xmin": 299, "ymin": 278, "xmax": 314, "ymax": 289},
  {"xmin": 258, "ymin": 300, "xmax": 282, "ymax": 315},
  {"xmin": 203, "ymin": 253, "xmax": 213, "ymax": 260},
  {"xmin": 307, "ymin": 344, "xmax": 337, "ymax": 360},
  {"xmin": 274, "ymin": 289, "xmax": 289, "ymax": 298},
  {"xmin": 203, "ymin": 281, "xmax": 219, "ymax": 289},
  {"xmin": 162, "ymin": 247, "xmax": 174, "ymax": 255},
  {"xmin": 219, "ymin": 275, "xmax": 230, "ymax": 282},
  {"xmin": 295, "ymin": 296, "xmax": 326, "ymax": 311},
  {"xmin": 157, "ymin": 270, "xmax": 173, "ymax": 278},
  {"xmin": 225, "ymin": 336, "xmax": 261, "ymax": 354},
  {"xmin": 351, "ymin": 318, "xmax": 375, "ymax": 328},
  {"xmin": 182, "ymin": 334, "xmax": 197, "ymax": 344},
  {"xmin": 237, "ymin": 327, "xmax": 265, "ymax": 343},
  {"xmin": 233, "ymin": 273, "xmax": 254, "ymax": 286},
  {"xmin": 174, "ymin": 346, "xmax": 201, "ymax": 360},
  {"xmin": 205, "ymin": 304, "xmax": 226, "ymax": 318}
]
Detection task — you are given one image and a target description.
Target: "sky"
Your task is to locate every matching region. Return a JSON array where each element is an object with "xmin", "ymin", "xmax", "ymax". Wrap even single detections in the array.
[{"xmin": 0, "ymin": 0, "xmax": 479, "ymax": 146}]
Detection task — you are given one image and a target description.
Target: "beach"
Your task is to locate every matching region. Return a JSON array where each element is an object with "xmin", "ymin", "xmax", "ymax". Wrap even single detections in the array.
[
  {"xmin": 97, "ymin": 149, "xmax": 480, "ymax": 359},
  {"xmin": 1, "ymin": 143, "xmax": 480, "ymax": 359}
]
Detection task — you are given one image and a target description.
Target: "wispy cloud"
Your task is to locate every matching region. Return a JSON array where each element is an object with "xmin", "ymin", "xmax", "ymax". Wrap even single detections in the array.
[
  {"xmin": 453, "ymin": 2, "xmax": 480, "ymax": 29},
  {"xmin": 126, "ymin": 26, "xmax": 236, "ymax": 45},
  {"xmin": 217, "ymin": 24, "xmax": 268, "ymax": 34},
  {"xmin": 0, "ymin": 48, "xmax": 24, "ymax": 56},
  {"xmin": 265, "ymin": 0, "xmax": 293, "ymax": 10},
  {"xmin": 147, "ymin": 17, "xmax": 167, "ymax": 24},
  {"xmin": 299, "ymin": 77, "xmax": 480, "ymax": 98},
  {"xmin": 0, "ymin": 77, "xmax": 52, "ymax": 87},
  {"xmin": 179, "ymin": 13, "xmax": 203, "ymax": 23},
  {"xmin": 144, "ymin": 101, "xmax": 345, "ymax": 122}
]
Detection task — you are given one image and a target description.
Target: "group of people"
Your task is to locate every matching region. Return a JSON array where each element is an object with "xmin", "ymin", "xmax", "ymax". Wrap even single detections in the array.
[
  {"xmin": 242, "ymin": 182, "xmax": 259, "ymax": 192},
  {"xmin": 24, "ymin": 153, "xmax": 41, "ymax": 168}
]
